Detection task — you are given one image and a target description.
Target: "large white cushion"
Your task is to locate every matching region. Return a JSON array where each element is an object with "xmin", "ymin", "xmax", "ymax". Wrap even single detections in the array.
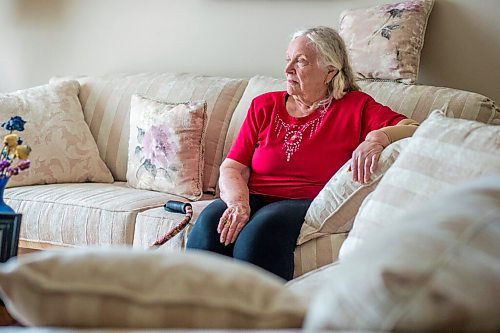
[
  {"xmin": 305, "ymin": 173, "xmax": 500, "ymax": 332},
  {"xmin": 340, "ymin": 110, "xmax": 500, "ymax": 258},
  {"xmin": 299, "ymin": 138, "xmax": 409, "ymax": 245},
  {"xmin": 0, "ymin": 249, "xmax": 306, "ymax": 329}
]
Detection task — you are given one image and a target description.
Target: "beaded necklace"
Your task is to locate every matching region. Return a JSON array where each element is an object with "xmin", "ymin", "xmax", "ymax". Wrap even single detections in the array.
[{"xmin": 274, "ymin": 104, "xmax": 329, "ymax": 162}]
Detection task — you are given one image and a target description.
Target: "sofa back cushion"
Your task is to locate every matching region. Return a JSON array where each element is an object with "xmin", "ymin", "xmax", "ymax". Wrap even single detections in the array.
[
  {"xmin": 358, "ymin": 80, "xmax": 500, "ymax": 124},
  {"xmin": 53, "ymin": 73, "xmax": 247, "ymax": 195}
]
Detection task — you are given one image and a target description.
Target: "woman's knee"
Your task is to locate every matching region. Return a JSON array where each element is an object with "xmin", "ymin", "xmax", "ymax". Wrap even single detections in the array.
[
  {"xmin": 243, "ymin": 199, "xmax": 312, "ymax": 236},
  {"xmin": 232, "ymin": 199, "xmax": 312, "ymax": 279}
]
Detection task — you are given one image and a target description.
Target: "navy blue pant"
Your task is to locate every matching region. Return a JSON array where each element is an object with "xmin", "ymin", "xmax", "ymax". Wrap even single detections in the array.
[{"xmin": 186, "ymin": 195, "xmax": 312, "ymax": 281}]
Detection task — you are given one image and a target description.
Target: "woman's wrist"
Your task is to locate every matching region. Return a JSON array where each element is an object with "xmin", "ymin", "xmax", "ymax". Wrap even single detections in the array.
[
  {"xmin": 365, "ymin": 130, "xmax": 391, "ymax": 148},
  {"xmin": 226, "ymin": 201, "xmax": 250, "ymax": 212}
]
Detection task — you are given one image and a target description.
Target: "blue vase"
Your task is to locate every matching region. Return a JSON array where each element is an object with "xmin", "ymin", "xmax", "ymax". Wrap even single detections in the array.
[{"xmin": 0, "ymin": 176, "xmax": 14, "ymax": 213}]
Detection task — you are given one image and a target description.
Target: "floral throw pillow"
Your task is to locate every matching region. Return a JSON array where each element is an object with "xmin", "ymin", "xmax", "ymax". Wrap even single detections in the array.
[
  {"xmin": 127, "ymin": 95, "xmax": 207, "ymax": 200},
  {"xmin": 339, "ymin": 0, "xmax": 435, "ymax": 83}
]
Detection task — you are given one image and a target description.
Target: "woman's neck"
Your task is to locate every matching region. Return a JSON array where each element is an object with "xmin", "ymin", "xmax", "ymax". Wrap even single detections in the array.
[{"xmin": 287, "ymin": 93, "xmax": 330, "ymax": 118}]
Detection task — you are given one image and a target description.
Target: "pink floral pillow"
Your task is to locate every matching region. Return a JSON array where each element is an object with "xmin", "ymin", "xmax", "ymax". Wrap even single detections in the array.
[
  {"xmin": 339, "ymin": 0, "xmax": 434, "ymax": 83},
  {"xmin": 127, "ymin": 95, "xmax": 207, "ymax": 201}
]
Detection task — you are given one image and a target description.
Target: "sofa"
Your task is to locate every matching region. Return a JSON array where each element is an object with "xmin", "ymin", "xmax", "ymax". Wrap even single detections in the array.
[
  {"xmin": 1, "ymin": 69, "xmax": 499, "ymax": 331},
  {"xmin": 3, "ymin": 72, "xmax": 499, "ymax": 276}
]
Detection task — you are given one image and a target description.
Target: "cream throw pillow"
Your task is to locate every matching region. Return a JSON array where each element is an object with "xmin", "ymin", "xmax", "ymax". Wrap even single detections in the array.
[
  {"xmin": 0, "ymin": 81, "xmax": 113, "ymax": 187},
  {"xmin": 305, "ymin": 174, "xmax": 500, "ymax": 332},
  {"xmin": 340, "ymin": 110, "xmax": 500, "ymax": 259},
  {"xmin": 340, "ymin": 0, "xmax": 434, "ymax": 83},
  {"xmin": 299, "ymin": 138, "xmax": 409, "ymax": 245},
  {"xmin": 127, "ymin": 95, "xmax": 207, "ymax": 201},
  {"xmin": 0, "ymin": 248, "xmax": 306, "ymax": 329}
]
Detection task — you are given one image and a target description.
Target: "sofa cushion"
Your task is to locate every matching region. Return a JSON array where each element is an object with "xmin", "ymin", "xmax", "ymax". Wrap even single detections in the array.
[
  {"xmin": 286, "ymin": 262, "xmax": 341, "ymax": 306},
  {"xmin": 293, "ymin": 233, "xmax": 347, "ymax": 278},
  {"xmin": 299, "ymin": 138, "xmax": 409, "ymax": 245},
  {"xmin": 340, "ymin": 110, "xmax": 500, "ymax": 259},
  {"xmin": 0, "ymin": 249, "xmax": 306, "ymax": 329},
  {"xmin": 0, "ymin": 81, "xmax": 113, "ymax": 187},
  {"xmin": 223, "ymin": 75, "xmax": 287, "ymax": 159},
  {"xmin": 5, "ymin": 182, "xmax": 182, "ymax": 248},
  {"xmin": 53, "ymin": 73, "xmax": 247, "ymax": 195},
  {"xmin": 304, "ymin": 174, "xmax": 500, "ymax": 332},
  {"xmin": 127, "ymin": 95, "xmax": 207, "ymax": 200},
  {"xmin": 358, "ymin": 80, "xmax": 500, "ymax": 124},
  {"xmin": 339, "ymin": 0, "xmax": 434, "ymax": 83},
  {"xmin": 133, "ymin": 199, "xmax": 214, "ymax": 250}
]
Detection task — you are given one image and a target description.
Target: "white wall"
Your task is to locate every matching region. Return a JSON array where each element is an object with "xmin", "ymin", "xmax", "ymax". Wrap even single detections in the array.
[{"xmin": 1, "ymin": 0, "xmax": 499, "ymax": 103}]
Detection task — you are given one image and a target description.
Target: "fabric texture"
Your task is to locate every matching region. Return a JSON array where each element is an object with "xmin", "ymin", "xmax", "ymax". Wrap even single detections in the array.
[
  {"xmin": 299, "ymin": 138, "xmax": 409, "ymax": 245},
  {"xmin": 5, "ymin": 182, "xmax": 178, "ymax": 248},
  {"xmin": 339, "ymin": 0, "xmax": 435, "ymax": 83},
  {"xmin": 293, "ymin": 233, "xmax": 347, "ymax": 278},
  {"xmin": 52, "ymin": 73, "xmax": 247, "ymax": 195},
  {"xmin": 340, "ymin": 110, "xmax": 500, "ymax": 259},
  {"xmin": 227, "ymin": 90, "xmax": 405, "ymax": 200},
  {"xmin": 286, "ymin": 262, "xmax": 341, "ymax": 306},
  {"xmin": 0, "ymin": 81, "xmax": 113, "ymax": 187},
  {"xmin": 305, "ymin": 173, "xmax": 500, "ymax": 332},
  {"xmin": 0, "ymin": 249, "xmax": 306, "ymax": 329},
  {"xmin": 127, "ymin": 95, "xmax": 207, "ymax": 201},
  {"xmin": 358, "ymin": 80, "xmax": 500, "ymax": 124}
]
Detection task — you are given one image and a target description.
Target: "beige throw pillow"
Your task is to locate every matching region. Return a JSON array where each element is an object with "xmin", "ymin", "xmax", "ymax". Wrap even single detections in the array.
[
  {"xmin": 299, "ymin": 138, "xmax": 409, "ymax": 245},
  {"xmin": 0, "ymin": 81, "xmax": 113, "ymax": 187},
  {"xmin": 127, "ymin": 95, "xmax": 207, "ymax": 200},
  {"xmin": 340, "ymin": 0, "xmax": 434, "ymax": 83},
  {"xmin": 304, "ymin": 174, "xmax": 500, "ymax": 332},
  {"xmin": 0, "ymin": 248, "xmax": 306, "ymax": 329},
  {"xmin": 340, "ymin": 110, "xmax": 500, "ymax": 259}
]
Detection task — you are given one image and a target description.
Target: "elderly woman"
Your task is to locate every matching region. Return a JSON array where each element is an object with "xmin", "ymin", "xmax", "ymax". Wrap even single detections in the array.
[{"xmin": 187, "ymin": 26, "xmax": 418, "ymax": 280}]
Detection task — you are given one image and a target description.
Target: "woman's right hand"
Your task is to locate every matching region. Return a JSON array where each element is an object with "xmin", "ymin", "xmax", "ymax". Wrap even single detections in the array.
[
  {"xmin": 218, "ymin": 158, "xmax": 251, "ymax": 246},
  {"xmin": 217, "ymin": 202, "xmax": 250, "ymax": 246}
]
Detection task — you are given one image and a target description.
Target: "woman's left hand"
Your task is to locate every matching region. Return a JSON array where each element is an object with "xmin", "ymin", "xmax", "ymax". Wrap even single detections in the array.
[{"xmin": 350, "ymin": 130, "xmax": 390, "ymax": 184}]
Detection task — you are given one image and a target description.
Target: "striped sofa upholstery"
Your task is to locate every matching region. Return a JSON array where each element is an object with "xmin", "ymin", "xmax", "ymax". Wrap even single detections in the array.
[
  {"xmin": 6, "ymin": 73, "xmax": 500, "ymax": 279},
  {"xmin": 60, "ymin": 73, "xmax": 248, "ymax": 195}
]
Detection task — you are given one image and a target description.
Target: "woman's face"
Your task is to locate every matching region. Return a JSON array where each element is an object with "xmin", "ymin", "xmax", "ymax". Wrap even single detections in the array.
[{"xmin": 285, "ymin": 36, "xmax": 333, "ymax": 102}]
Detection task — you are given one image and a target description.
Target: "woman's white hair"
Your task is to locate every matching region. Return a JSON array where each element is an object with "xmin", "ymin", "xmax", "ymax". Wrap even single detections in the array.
[{"xmin": 292, "ymin": 26, "xmax": 360, "ymax": 101}]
